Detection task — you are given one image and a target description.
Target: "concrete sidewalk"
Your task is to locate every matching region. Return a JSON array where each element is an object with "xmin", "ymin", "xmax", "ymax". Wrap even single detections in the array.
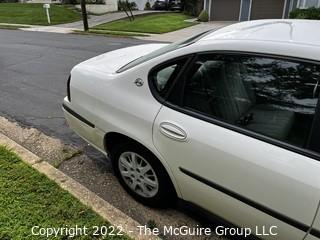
[
  {"xmin": 15, "ymin": 21, "xmax": 234, "ymax": 41},
  {"xmin": 0, "ymin": 17, "xmax": 234, "ymax": 42},
  {"xmin": 136, "ymin": 21, "xmax": 234, "ymax": 42},
  {"xmin": 9, "ymin": 11, "xmax": 159, "ymax": 34},
  {"xmin": 57, "ymin": 10, "xmax": 159, "ymax": 29}
]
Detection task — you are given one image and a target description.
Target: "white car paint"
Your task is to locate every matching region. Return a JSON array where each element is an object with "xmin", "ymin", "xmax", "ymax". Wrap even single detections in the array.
[
  {"xmin": 63, "ymin": 19, "xmax": 320, "ymax": 239},
  {"xmin": 153, "ymin": 106, "xmax": 319, "ymax": 239},
  {"xmin": 75, "ymin": 43, "xmax": 168, "ymax": 74}
]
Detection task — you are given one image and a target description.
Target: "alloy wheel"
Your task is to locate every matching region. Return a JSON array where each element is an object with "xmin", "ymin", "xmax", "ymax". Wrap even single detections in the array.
[{"xmin": 118, "ymin": 152, "xmax": 159, "ymax": 198}]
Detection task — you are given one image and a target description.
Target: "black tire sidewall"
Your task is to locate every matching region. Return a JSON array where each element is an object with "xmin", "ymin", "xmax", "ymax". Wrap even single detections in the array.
[{"xmin": 111, "ymin": 142, "xmax": 176, "ymax": 208}]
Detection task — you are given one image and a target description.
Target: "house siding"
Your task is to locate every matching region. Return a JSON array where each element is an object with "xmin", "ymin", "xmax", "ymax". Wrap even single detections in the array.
[
  {"xmin": 210, "ymin": 0, "xmax": 241, "ymax": 21},
  {"xmin": 208, "ymin": 0, "xmax": 296, "ymax": 21},
  {"xmin": 250, "ymin": 0, "xmax": 285, "ymax": 20}
]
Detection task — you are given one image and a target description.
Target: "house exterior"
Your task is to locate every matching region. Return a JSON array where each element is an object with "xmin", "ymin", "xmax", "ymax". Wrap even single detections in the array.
[{"xmin": 203, "ymin": 0, "xmax": 320, "ymax": 21}]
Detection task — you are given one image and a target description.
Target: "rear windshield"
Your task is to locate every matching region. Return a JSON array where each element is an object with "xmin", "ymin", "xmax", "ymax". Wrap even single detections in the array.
[{"xmin": 116, "ymin": 30, "xmax": 212, "ymax": 73}]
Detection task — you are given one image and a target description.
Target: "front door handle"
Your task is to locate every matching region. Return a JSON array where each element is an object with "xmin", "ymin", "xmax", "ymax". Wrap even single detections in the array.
[{"xmin": 159, "ymin": 122, "xmax": 187, "ymax": 141}]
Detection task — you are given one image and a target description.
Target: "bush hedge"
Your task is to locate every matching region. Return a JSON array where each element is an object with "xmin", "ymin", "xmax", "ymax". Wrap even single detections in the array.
[
  {"xmin": 198, "ymin": 9, "xmax": 208, "ymax": 22},
  {"xmin": 290, "ymin": 7, "xmax": 320, "ymax": 20},
  {"xmin": 183, "ymin": 0, "xmax": 203, "ymax": 16},
  {"xmin": 118, "ymin": 0, "xmax": 137, "ymax": 10},
  {"xmin": 144, "ymin": 1, "xmax": 151, "ymax": 10},
  {"xmin": 0, "ymin": 0, "xmax": 19, "ymax": 2}
]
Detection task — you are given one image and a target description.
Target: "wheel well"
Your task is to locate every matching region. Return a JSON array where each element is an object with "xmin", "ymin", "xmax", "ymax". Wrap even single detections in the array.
[
  {"xmin": 104, "ymin": 132, "xmax": 178, "ymax": 198},
  {"xmin": 104, "ymin": 132, "xmax": 141, "ymax": 154}
]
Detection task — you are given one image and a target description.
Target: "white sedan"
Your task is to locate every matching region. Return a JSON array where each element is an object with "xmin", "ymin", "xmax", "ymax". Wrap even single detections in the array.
[{"xmin": 63, "ymin": 19, "xmax": 320, "ymax": 240}]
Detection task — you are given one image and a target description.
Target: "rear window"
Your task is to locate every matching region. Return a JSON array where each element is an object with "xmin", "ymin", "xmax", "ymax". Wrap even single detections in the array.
[{"xmin": 116, "ymin": 30, "xmax": 212, "ymax": 73}]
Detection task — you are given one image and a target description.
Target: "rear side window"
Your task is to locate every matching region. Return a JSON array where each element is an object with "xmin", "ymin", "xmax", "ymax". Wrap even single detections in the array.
[
  {"xmin": 182, "ymin": 54, "xmax": 320, "ymax": 150},
  {"xmin": 150, "ymin": 58, "xmax": 187, "ymax": 98}
]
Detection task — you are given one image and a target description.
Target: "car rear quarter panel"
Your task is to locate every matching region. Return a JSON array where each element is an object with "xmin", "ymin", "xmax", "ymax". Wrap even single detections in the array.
[
  {"xmin": 68, "ymin": 62, "xmax": 185, "ymax": 196},
  {"xmin": 69, "ymin": 63, "xmax": 159, "ymax": 149}
]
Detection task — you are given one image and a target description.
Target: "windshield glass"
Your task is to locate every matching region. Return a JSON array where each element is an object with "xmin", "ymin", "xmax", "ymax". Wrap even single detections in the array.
[{"xmin": 116, "ymin": 30, "xmax": 212, "ymax": 73}]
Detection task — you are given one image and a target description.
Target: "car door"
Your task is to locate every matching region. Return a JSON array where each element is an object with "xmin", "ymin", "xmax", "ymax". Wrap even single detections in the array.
[
  {"xmin": 305, "ymin": 200, "xmax": 320, "ymax": 240},
  {"xmin": 152, "ymin": 53, "xmax": 320, "ymax": 239}
]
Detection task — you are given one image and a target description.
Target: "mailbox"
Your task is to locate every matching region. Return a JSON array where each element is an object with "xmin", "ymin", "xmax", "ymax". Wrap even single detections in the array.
[{"xmin": 43, "ymin": 4, "xmax": 51, "ymax": 24}]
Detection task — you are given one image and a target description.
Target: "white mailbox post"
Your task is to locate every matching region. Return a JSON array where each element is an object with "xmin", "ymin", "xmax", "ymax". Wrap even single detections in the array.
[{"xmin": 43, "ymin": 4, "xmax": 51, "ymax": 24}]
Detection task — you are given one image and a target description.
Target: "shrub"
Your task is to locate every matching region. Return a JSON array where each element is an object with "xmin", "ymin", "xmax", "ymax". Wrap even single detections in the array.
[
  {"xmin": 118, "ymin": 0, "xmax": 138, "ymax": 10},
  {"xmin": 289, "ymin": 7, "xmax": 320, "ymax": 20},
  {"xmin": 129, "ymin": 1, "xmax": 137, "ymax": 10},
  {"xmin": 144, "ymin": 1, "xmax": 151, "ymax": 10},
  {"xmin": 183, "ymin": 0, "xmax": 202, "ymax": 16},
  {"xmin": 198, "ymin": 9, "xmax": 208, "ymax": 22},
  {"xmin": 0, "ymin": 0, "xmax": 19, "ymax": 2},
  {"xmin": 62, "ymin": 0, "xmax": 78, "ymax": 4}
]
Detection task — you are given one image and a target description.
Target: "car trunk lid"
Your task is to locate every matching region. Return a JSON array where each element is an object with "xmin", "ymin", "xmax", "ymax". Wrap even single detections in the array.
[{"xmin": 76, "ymin": 43, "xmax": 168, "ymax": 74}]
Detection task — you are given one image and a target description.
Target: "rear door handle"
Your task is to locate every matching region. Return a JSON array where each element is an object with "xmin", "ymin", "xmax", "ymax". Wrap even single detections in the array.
[{"xmin": 159, "ymin": 122, "xmax": 187, "ymax": 141}]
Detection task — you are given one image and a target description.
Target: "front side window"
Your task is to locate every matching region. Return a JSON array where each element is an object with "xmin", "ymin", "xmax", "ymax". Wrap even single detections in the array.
[{"xmin": 182, "ymin": 54, "xmax": 320, "ymax": 149}]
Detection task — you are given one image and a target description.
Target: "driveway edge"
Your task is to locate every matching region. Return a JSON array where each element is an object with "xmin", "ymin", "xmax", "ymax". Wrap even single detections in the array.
[{"xmin": 0, "ymin": 132, "xmax": 156, "ymax": 240}]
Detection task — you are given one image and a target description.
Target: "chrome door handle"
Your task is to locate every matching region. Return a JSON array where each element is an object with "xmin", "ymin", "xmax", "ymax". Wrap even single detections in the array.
[{"xmin": 159, "ymin": 122, "xmax": 187, "ymax": 141}]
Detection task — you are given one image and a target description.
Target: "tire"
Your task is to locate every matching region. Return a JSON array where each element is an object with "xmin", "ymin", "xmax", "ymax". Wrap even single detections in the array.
[{"xmin": 111, "ymin": 142, "xmax": 176, "ymax": 208}]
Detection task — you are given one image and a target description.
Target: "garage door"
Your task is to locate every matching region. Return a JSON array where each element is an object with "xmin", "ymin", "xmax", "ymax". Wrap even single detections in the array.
[
  {"xmin": 250, "ymin": 0, "xmax": 285, "ymax": 20},
  {"xmin": 211, "ymin": 0, "xmax": 241, "ymax": 21}
]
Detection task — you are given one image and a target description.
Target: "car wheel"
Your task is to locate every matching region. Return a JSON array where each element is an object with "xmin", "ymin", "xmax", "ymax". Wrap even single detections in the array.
[{"xmin": 111, "ymin": 142, "xmax": 176, "ymax": 208}]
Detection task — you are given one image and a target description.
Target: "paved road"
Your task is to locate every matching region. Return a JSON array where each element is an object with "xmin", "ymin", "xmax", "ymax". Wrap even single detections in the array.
[
  {"xmin": 0, "ymin": 30, "xmax": 156, "ymax": 166},
  {"xmin": 0, "ymin": 29, "xmax": 146, "ymax": 149}
]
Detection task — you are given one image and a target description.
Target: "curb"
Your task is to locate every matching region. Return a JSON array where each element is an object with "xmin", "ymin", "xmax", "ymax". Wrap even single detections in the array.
[
  {"xmin": 22, "ymin": 26, "xmax": 76, "ymax": 34},
  {"xmin": 0, "ymin": 132, "xmax": 157, "ymax": 240}
]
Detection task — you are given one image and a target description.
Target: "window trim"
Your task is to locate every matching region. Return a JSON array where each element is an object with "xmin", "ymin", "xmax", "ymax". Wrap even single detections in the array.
[
  {"xmin": 152, "ymin": 50, "xmax": 320, "ymax": 161},
  {"xmin": 308, "ymin": 91, "xmax": 320, "ymax": 152}
]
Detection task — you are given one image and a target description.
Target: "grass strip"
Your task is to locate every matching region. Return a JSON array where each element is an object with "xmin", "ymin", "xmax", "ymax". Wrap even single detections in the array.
[
  {"xmin": 0, "ymin": 145, "xmax": 129, "ymax": 240},
  {"xmin": 93, "ymin": 13, "xmax": 197, "ymax": 34},
  {"xmin": 0, "ymin": 3, "xmax": 81, "ymax": 25}
]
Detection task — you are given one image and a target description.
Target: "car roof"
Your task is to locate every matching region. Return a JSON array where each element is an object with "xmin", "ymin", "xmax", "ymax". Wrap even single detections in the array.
[{"xmin": 198, "ymin": 19, "xmax": 320, "ymax": 47}]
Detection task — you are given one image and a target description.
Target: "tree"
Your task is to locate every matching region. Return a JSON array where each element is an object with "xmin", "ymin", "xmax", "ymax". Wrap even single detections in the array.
[
  {"xmin": 80, "ymin": 0, "xmax": 89, "ymax": 31},
  {"xmin": 118, "ymin": 0, "xmax": 135, "ymax": 21}
]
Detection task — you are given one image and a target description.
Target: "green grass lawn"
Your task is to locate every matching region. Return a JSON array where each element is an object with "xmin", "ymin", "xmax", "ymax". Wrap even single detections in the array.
[
  {"xmin": 0, "ymin": 3, "xmax": 81, "ymax": 25},
  {"xmin": 0, "ymin": 146, "xmax": 128, "ymax": 239},
  {"xmin": 94, "ymin": 13, "xmax": 197, "ymax": 34}
]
